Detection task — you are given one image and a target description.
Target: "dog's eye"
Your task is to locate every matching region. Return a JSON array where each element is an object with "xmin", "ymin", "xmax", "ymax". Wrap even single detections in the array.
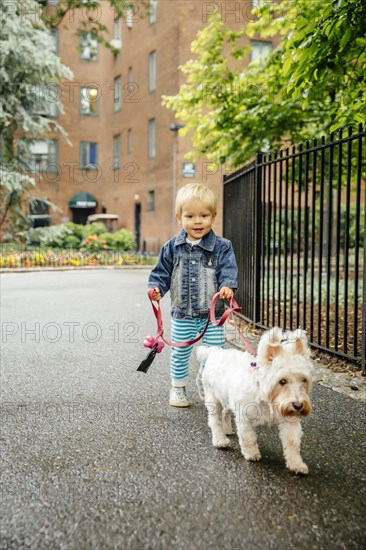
[
  {"xmin": 302, "ymin": 378, "xmax": 308, "ymax": 384},
  {"xmin": 279, "ymin": 379, "xmax": 287, "ymax": 386}
]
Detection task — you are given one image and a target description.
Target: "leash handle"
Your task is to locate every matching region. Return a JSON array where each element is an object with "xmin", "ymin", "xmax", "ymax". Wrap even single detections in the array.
[{"xmin": 147, "ymin": 289, "xmax": 242, "ymax": 347}]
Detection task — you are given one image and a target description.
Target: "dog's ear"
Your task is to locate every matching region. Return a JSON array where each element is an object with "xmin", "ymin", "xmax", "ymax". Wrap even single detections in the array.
[
  {"xmin": 257, "ymin": 328, "xmax": 284, "ymax": 364},
  {"xmin": 258, "ymin": 341, "xmax": 283, "ymax": 365},
  {"xmin": 295, "ymin": 338, "xmax": 307, "ymax": 356},
  {"xmin": 266, "ymin": 343, "xmax": 282, "ymax": 362},
  {"xmin": 292, "ymin": 329, "xmax": 311, "ymax": 358}
]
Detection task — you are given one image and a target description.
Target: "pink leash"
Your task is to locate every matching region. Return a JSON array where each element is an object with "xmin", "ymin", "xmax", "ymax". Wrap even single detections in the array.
[
  {"xmin": 143, "ymin": 289, "xmax": 251, "ymax": 351},
  {"xmin": 137, "ymin": 290, "xmax": 256, "ymax": 372}
]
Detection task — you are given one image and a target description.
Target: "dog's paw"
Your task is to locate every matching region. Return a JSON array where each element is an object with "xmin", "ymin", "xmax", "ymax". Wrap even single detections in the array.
[
  {"xmin": 288, "ymin": 461, "xmax": 309, "ymax": 475},
  {"xmin": 244, "ymin": 450, "xmax": 262, "ymax": 461},
  {"xmin": 213, "ymin": 436, "xmax": 231, "ymax": 448}
]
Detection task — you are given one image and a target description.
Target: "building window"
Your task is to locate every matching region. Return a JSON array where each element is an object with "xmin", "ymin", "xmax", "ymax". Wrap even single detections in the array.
[
  {"xmin": 80, "ymin": 142, "xmax": 98, "ymax": 169},
  {"xmin": 126, "ymin": 7, "xmax": 133, "ymax": 28},
  {"xmin": 127, "ymin": 128, "xmax": 132, "ymax": 154},
  {"xmin": 114, "ymin": 76, "xmax": 121, "ymax": 111},
  {"xmin": 29, "ymin": 200, "xmax": 51, "ymax": 228},
  {"xmin": 31, "ymin": 85, "xmax": 59, "ymax": 118},
  {"xmin": 114, "ymin": 17, "xmax": 122, "ymax": 41},
  {"xmin": 80, "ymin": 87, "xmax": 99, "ymax": 115},
  {"xmin": 147, "ymin": 190, "xmax": 155, "ymax": 212},
  {"xmin": 50, "ymin": 28, "xmax": 58, "ymax": 53},
  {"xmin": 27, "ymin": 140, "xmax": 58, "ymax": 172},
  {"xmin": 148, "ymin": 119, "xmax": 155, "ymax": 159},
  {"xmin": 80, "ymin": 32, "xmax": 98, "ymax": 61},
  {"xmin": 150, "ymin": 0, "xmax": 157, "ymax": 24},
  {"xmin": 149, "ymin": 50, "xmax": 156, "ymax": 92},
  {"xmin": 113, "ymin": 134, "xmax": 121, "ymax": 169},
  {"xmin": 250, "ymin": 40, "xmax": 272, "ymax": 63}
]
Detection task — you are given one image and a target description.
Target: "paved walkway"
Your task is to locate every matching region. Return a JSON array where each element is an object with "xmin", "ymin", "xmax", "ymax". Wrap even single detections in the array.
[{"xmin": 1, "ymin": 270, "xmax": 365, "ymax": 549}]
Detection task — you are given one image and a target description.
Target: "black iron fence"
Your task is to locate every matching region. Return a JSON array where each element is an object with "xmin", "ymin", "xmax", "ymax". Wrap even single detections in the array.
[{"xmin": 224, "ymin": 124, "xmax": 366, "ymax": 371}]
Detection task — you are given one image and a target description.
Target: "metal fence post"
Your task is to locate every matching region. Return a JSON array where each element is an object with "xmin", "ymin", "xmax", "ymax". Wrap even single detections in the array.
[
  {"xmin": 362, "ymin": 208, "xmax": 366, "ymax": 373},
  {"xmin": 254, "ymin": 152, "xmax": 263, "ymax": 324}
]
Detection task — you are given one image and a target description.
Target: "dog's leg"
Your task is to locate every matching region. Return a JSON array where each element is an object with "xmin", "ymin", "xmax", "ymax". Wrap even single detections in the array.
[
  {"xmin": 236, "ymin": 421, "xmax": 261, "ymax": 461},
  {"xmin": 205, "ymin": 395, "xmax": 230, "ymax": 448},
  {"xmin": 222, "ymin": 408, "xmax": 234, "ymax": 435},
  {"xmin": 278, "ymin": 421, "xmax": 308, "ymax": 474}
]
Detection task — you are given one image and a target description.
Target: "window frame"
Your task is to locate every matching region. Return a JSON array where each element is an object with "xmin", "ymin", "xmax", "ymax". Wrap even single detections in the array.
[
  {"xmin": 31, "ymin": 84, "xmax": 59, "ymax": 118},
  {"xmin": 147, "ymin": 190, "xmax": 155, "ymax": 212},
  {"xmin": 27, "ymin": 139, "xmax": 59, "ymax": 173},
  {"xmin": 79, "ymin": 31, "xmax": 99, "ymax": 61},
  {"xmin": 114, "ymin": 76, "xmax": 122, "ymax": 112},
  {"xmin": 50, "ymin": 28, "xmax": 59, "ymax": 53},
  {"xmin": 250, "ymin": 40, "xmax": 273, "ymax": 63},
  {"xmin": 149, "ymin": 50, "xmax": 157, "ymax": 93},
  {"xmin": 148, "ymin": 119, "xmax": 155, "ymax": 159},
  {"xmin": 114, "ymin": 16, "xmax": 122, "ymax": 42},
  {"xmin": 80, "ymin": 141, "xmax": 98, "ymax": 170},
  {"xmin": 149, "ymin": 0, "xmax": 157, "ymax": 25},
  {"xmin": 126, "ymin": 7, "xmax": 133, "ymax": 29},
  {"xmin": 127, "ymin": 128, "xmax": 132, "ymax": 155},
  {"xmin": 113, "ymin": 134, "xmax": 121, "ymax": 170},
  {"xmin": 80, "ymin": 86, "xmax": 99, "ymax": 116}
]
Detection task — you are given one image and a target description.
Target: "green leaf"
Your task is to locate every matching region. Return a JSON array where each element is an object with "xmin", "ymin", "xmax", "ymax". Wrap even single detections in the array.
[{"xmin": 283, "ymin": 55, "xmax": 293, "ymax": 75}]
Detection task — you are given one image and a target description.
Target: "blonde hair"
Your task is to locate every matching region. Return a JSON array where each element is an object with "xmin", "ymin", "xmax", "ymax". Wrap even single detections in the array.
[{"xmin": 175, "ymin": 184, "xmax": 217, "ymax": 217}]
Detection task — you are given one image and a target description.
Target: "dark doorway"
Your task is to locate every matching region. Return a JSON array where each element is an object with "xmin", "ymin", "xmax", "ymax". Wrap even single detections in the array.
[
  {"xmin": 134, "ymin": 203, "xmax": 141, "ymax": 251},
  {"xmin": 72, "ymin": 208, "xmax": 95, "ymax": 225}
]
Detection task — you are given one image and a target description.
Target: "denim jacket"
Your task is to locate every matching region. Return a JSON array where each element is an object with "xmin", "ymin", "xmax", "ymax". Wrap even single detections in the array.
[{"xmin": 148, "ymin": 229, "xmax": 238, "ymax": 319}]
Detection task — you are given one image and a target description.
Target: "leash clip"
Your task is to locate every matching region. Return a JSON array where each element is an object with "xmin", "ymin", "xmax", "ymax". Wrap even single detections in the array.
[{"xmin": 143, "ymin": 335, "xmax": 164, "ymax": 353}]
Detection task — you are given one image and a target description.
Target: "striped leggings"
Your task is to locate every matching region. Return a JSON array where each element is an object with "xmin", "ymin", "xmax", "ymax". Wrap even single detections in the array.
[{"xmin": 171, "ymin": 316, "xmax": 225, "ymax": 387}]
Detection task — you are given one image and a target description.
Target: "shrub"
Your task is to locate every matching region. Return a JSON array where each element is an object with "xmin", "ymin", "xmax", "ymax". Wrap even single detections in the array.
[
  {"xmin": 63, "ymin": 234, "xmax": 82, "ymax": 248},
  {"xmin": 26, "ymin": 222, "xmax": 136, "ymax": 251},
  {"xmin": 81, "ymin": 222, "xmax": 108, "ymax": 238},
  {"xmin": 99, "ymin": 229, "xmax": 136, "ymax": 251},
  {"xmin": 64, "ymin": 222, "xmax": 84, "ymax": 241},
  {"xmin": 27, "ymin": 224, "xmax": 72, "ymax": 247}
]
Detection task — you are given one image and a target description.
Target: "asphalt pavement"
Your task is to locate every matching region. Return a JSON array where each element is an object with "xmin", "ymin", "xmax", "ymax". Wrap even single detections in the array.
[{"xmin": 1, "ymin": 269, "xmax": 365, "ymax": 550}]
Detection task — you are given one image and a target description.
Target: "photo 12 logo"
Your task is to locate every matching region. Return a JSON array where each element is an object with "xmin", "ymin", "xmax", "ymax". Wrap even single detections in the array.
[
  {"xmin": 201, "ymin": 1, "xmax": 299, "ymax": 24},
  {"xmin": 1, "ymin": 321, "xmax": 139, "ymax": 344},
  {"xmin": 202, "ymin": 1, "xmax": 266, "ymax": 23}
]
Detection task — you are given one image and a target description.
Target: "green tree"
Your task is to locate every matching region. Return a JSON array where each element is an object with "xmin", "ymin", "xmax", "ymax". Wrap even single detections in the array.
[
  {"xmin": 163, "ymin": 0, "xmax": 366, "ymax": 167},
  {"xmin": 0, "ymin": 0, "xmax": 149, "ymax": 240},
  {"xmin": 39, "ymin": 0, "xmax": 149, "ymax": 53},
  {"xmin": 0, "ymin": 0, "xmax": 72, "ymax": 240}
]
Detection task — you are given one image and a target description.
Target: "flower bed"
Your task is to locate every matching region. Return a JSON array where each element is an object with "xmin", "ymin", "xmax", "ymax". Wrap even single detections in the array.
[{"xmin": 0, "ymin": 248, "xmax": 157, "ymax": 269}]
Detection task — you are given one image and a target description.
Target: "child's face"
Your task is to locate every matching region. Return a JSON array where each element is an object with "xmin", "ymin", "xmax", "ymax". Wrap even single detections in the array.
[{"xmin": 177, "ymin": 198, "xmax": 216, "ymax": 241}]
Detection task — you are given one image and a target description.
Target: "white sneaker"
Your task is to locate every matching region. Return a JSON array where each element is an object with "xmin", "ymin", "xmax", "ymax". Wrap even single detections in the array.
[{"xmin": 169, "ymin": 386, "xmax": 191, "ymax": 407}]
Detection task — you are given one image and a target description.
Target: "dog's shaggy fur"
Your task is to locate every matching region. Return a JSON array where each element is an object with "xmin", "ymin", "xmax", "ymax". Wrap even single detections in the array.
[{"xmin": 196, "ymin": 328, "xmax": 313, "ymax": 474}]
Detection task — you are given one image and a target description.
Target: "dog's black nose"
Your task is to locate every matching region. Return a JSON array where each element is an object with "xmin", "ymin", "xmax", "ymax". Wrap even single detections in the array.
[{"xmin": 292, "ymin": 401, "xmax": 303, "ymax": 411}]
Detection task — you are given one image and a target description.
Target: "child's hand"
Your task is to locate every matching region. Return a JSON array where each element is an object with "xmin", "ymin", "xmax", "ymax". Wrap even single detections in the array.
[
  {"xmin": 150, "ymin": 288, "xmax": 161, "ymax": 301},
  {"xmin": 219, "ymin": 287, "xmax": 234, "ymax": 300}
]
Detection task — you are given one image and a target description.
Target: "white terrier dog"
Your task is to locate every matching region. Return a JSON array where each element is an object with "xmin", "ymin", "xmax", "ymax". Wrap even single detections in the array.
[{"xmin": 196, "ymin": 328, "xmax": 313, "ymax": 474}]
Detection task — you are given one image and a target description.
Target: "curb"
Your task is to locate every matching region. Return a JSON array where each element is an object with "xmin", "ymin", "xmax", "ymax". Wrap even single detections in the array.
[{"xmin": 0, "ymin": 265, "xmax": 152, "ymax": 274}]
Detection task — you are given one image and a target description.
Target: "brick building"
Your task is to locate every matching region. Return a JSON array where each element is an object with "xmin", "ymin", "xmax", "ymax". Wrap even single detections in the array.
[{"xmin": 31, "ymin": 0, "xmax": 275, "ymax": 252}]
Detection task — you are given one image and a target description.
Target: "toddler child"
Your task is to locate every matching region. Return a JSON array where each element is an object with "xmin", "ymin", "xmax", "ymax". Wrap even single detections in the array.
[{"xmin": 148, "ymin": 183, "xmax": 238, "ymax": 407}]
